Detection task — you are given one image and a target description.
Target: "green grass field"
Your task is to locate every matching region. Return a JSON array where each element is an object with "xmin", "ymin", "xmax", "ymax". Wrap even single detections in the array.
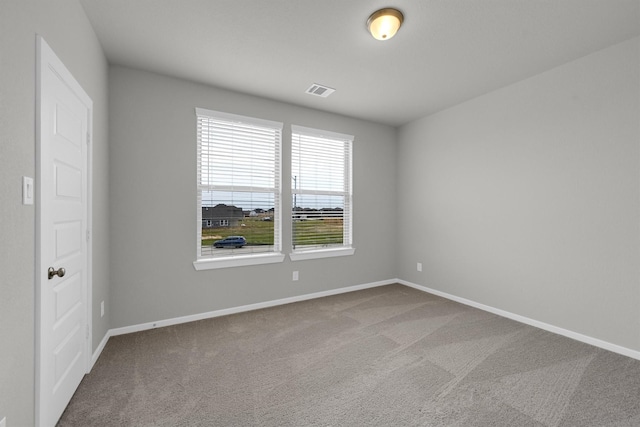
[
  {"xmin": 201, "ymin": 217, "xmax": 343, "ymax": 246},
  {"xmin": 293, "ymin": 218, "xmax": 343, "ymax": 246}
]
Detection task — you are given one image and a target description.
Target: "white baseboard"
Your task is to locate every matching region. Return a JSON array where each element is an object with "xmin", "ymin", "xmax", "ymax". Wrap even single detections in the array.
[
  {"xmin": 88, "ymin": 279, "xmax": 390, "ymax": 371},
  {"xmin": 89, "ymin": 277, "xmax": 639, "ymax": 368},
  {"xmin": 109, "ymin": 279, "xmax": 396, "ymax": 338},
  {"xmin": 91, "ymin": 279, "xmax": 394, "ymax": 365},
  {"xmin": 398, "ymin": 279, "xmax": 640, "ymax": 361},
  {"xmin": 90, "ymin": 330, "xmax": 111, "ymax": 371}
]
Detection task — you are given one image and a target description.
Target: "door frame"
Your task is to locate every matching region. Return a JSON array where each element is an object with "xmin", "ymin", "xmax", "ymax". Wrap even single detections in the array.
[{"xmin": 35, "ymin": 35, "xmax": 93, "ymax": 426}]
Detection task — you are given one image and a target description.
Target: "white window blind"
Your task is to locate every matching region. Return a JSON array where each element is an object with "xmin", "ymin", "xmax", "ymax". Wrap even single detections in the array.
[
  {"xmin": 196, "ymin": 108, "xmax": 282, "ymax": 259},
  {"xmin": 291, "ymin": 125, "xmax": 353, "ymax": 252}
]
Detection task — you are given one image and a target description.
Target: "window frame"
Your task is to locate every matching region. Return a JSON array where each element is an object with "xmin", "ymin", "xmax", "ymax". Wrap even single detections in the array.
[
  {"xmin": 289, "ymin": 125, "xmax": 355, "ymax": 261},
  {"xmin": 193, "ymin": 108, "xmax": 285, "ymax": 270}
]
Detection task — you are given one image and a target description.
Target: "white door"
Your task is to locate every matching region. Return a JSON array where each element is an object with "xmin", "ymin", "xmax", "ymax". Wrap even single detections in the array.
[{"xmin": 36, "ymin": 36, "xmax": 92, "ymax": 427}]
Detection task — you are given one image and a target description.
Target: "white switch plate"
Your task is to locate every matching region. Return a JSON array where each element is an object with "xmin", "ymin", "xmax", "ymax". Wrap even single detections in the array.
[
  {"xmin": 1, "ymin": 415, "xmax": 7, "ymax": 427},
  {"xmin": 22, "ymin": 176, "xmax": 34, "ymax": 205},
  {"xmin": 292, "ymin": 271, "xmax": 299, "ymax": 281},
  {"xmin": 417, "ymin": 262, "xmax": 422, "ymax": 272},
  {"xmin": 101, "ymin": 301, "xmax": 105, "ymax": 317}
]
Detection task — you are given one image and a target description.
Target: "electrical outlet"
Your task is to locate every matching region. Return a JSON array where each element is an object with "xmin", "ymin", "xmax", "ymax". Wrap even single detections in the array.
[
  {"xmin": 292, "ymin": 271, "xmax": 299, "ymax": 281},
  {"xmin": 101, "ymin": 301, "xmax": 105, "ymax": 317},
  {"xmin": 417, "ymin": 262, "xmax": 422, "ymax": 272},
  {"xmin": 1, "ymin": 415, "xmax": 7, "ymax": 427}
]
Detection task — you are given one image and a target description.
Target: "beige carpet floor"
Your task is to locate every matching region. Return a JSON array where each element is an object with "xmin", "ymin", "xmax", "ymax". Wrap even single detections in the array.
[{"xmin": 58, "ymin": 284, "xmax": 640, "ymax": 426}]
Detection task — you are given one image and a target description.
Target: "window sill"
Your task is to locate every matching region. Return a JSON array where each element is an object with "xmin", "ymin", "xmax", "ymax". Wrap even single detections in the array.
[
  {"xmin": 289, "ymin": 247, "xmax": 355, "ymax": 261},
  {"xmin": 193, "ymin": 253, "xmax": 285, "ymax": 270}
]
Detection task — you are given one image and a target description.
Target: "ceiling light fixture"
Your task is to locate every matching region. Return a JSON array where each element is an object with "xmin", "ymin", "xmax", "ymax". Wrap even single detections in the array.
[{"xmin": 367, "ymin": 8, "xmax": 404, "ymax": 41}]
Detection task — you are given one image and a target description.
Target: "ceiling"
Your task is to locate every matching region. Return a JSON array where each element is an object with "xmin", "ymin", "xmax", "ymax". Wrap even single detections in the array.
[{"xmin": 79, "ymin": 0, "xmax": 640, "ymax": 127}]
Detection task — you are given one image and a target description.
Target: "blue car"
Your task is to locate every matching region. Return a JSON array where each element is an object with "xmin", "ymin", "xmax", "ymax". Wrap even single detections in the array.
[{"xmin": 213, "ymin": 236, "xmax": 247, "ymax": 248}]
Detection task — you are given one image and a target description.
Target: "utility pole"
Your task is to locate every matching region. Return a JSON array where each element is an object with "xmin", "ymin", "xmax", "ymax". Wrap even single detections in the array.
[
  {"xmin": 293, "ymin": 175, "xmax": 297, "ymax": 210},
  {"xmin": 293, "ymin": 175, "xmax": 297, "ymax": 249}
]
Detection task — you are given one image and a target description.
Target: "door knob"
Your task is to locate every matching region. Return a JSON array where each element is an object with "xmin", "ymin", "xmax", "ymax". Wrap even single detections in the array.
[{"xmin": 48, "ymin": 267, "xmax": 66, "ymax": 280}]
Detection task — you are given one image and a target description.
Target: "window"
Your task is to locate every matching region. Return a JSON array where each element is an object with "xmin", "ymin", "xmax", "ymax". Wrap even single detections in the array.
[
  {"xmin": 291, "ymin": 125, "xmax": 354, "ymax": 260},
  {"xmin": 194, "ymin": 108, "xmax": 284, "ymax": 270}
]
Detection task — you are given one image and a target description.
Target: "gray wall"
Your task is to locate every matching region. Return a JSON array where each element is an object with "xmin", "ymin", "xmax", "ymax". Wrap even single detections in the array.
[
  {"xmin": 0, "ymin": 0, "xmax": 109, "ymax": 425},
  {"xmin": 397, "ymin": 37, "xmax": 640, "ymax": 352},
  {"xmin": 108, "ymin": 66, "xmax": 397, "ymax": 328}
]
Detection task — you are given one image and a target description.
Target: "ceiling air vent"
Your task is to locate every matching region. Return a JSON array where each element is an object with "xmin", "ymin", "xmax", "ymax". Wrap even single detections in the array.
[{"xmin": 306, "ymin": 83, "xmax": 335, "ymax": 98}]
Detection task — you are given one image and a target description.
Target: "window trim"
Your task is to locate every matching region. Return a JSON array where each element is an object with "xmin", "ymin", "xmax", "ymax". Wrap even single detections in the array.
[
  {"xmin": 289, "ymin": 247, "xmax": 355, "ymax": 262},
  {"xmin": 194, "ymin": 253, "xmax": 286, "ymax": 270},
  {"xmin": 194, "ymin": 108, "xmax": 283, "ymax": 270}
]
